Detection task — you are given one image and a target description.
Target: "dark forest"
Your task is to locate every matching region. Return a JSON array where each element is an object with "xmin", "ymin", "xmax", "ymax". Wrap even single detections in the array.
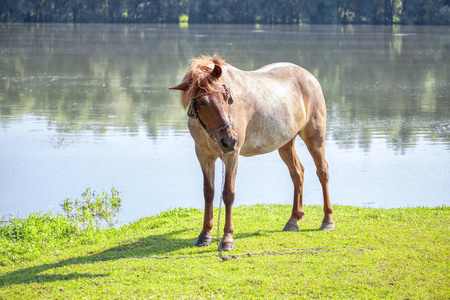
[{"xmin": 1, "ymin": 0, "xmax": 449, "ymax": 25}]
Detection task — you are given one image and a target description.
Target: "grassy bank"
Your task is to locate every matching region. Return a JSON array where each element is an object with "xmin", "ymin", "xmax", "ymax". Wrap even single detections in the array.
[{"xmin": 0, "ymin": 205, "xmax": 449, "ymax": 299}]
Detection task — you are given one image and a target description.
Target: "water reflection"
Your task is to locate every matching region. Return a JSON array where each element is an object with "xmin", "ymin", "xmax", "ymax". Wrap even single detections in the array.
[
  {"xmin": 0, "ymin": 24, "xmax": 449, "ymax": 222},
  {"xmin": 1, "ymin": 24, "xmax": 449, "ymax": 150}
]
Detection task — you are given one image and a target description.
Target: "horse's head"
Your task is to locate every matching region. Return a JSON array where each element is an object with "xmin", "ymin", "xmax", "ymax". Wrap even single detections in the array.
[{"xmin": 170, "ymin": 61, "xmax": 238, "ymax": 154}]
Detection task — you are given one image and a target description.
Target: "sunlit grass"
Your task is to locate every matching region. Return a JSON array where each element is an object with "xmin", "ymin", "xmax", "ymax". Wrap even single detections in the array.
[{"xmin": 0, "ymin": 205, "xmax": 448, "ymax": 299}]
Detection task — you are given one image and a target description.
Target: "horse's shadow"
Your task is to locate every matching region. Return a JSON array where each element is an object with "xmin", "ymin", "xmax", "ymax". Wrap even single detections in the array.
[
  {"xmin": 0, "ymin": 227, "xmax": 320, "ymax": 286},
  {"xmin": 0, "ymin": 229, "xmax": 194, "ymax": 286}
]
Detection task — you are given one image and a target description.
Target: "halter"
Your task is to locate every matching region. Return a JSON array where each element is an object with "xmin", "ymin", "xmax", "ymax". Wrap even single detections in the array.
[{"xmin": 188, "ymin": 85, "xmax": 234, "ymax": 138}]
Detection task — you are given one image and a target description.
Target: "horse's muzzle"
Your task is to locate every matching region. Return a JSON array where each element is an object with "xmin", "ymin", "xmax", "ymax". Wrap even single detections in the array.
[{"xmin": 216, "ymin": 131, "xmax": 238, "ymax": 154}]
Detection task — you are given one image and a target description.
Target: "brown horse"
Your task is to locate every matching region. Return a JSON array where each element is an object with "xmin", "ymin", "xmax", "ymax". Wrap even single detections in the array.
[{"xmin": 170, "ymin": 54, "xmax": 334, "ymax": 251}]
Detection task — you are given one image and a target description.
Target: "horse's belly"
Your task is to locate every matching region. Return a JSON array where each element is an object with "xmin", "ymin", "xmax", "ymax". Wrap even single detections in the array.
[
  {"xmin": 239, "ymin": 117, "xmax": 303, "ymax": 157},
  {"xmin": 240, "ymin": 139, "xmax": 290, "ymax": 156}
]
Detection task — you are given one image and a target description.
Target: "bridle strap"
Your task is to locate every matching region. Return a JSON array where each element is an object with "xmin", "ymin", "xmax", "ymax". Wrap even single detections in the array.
[
  {"xmin": 206, "ymin": 121, "xmax": 232, "ymax": 136},
  {"xmin": 190, "ymin": 85, "xmax": 233, "ymax": 104}
]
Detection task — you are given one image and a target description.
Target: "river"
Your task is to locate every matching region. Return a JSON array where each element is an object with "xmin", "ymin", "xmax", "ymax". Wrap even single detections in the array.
[{"xmin": 0, "ymin": 23, "xmax": 449, "ymax": 225}]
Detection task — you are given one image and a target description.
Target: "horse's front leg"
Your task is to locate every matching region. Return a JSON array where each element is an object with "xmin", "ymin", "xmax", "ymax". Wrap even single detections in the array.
[
  {"xmin": 219, "ymin": 152, "xmax": 239, "ymax": 251},
  {"xmin": 193, "ymin": 153, "xmax": 216, "ymax": 247}
]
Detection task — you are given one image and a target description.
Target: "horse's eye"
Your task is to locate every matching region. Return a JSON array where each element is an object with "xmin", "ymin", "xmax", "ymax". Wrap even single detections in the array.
[{"xmin": 198, "ymin": 100, "xmax": 206, "ymax": 107}]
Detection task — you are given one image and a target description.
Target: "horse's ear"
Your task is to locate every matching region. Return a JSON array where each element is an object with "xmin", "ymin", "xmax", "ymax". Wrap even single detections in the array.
[
  {"xmin": 169, "ymin": 81, "xmax": 190, "ymax": 91},
  {"xmin": 211, "ymin": 64, "xmax": 222, "ymax": 79}
]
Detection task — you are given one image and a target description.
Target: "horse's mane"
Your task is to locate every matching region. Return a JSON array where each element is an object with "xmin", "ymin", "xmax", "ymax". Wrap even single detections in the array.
[{"xmin": 180, "ymin": 53, "xmax": 227, "ymax": 109}]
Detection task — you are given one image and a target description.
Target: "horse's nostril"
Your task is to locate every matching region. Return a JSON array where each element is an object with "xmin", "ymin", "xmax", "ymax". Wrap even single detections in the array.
[{"xmin": 220, "ymin": 138, "xmax": 230, "ymax": 149}]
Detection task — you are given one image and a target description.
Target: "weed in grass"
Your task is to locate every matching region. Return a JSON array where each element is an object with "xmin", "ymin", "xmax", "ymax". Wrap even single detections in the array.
[
  {"xmin": 61, "ymin": 187, "xmax": 122, "ymax": 228},
  {"xmin": 0, "ymin": 212, "xmax": 79, "ymax": 264},
  {"xmin": 0, "ymin": 187, "xmax": 122, "ymax": 265}
]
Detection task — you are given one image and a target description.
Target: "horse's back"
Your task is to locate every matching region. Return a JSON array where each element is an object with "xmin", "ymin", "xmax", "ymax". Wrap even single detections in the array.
[
  {"xmin": 253, "ymin": 62, "xmax": 317, "ymax": 82},
  {"xmin": 249, "ymin": 62, "xmax": 324, "ymax": 110},
  {"xmin": 253, "ymin": 62, "xmax": 302, "ymax": 74}
]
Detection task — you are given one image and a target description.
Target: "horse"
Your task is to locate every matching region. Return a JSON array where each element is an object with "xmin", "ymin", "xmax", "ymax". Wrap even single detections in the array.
[{"xmin": 170, "ymin": 54, "xmax": 334, "ymax": 251}]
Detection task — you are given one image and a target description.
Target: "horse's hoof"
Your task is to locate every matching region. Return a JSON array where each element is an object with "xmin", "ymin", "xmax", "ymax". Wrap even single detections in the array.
[
  {"xmin": 219, "ymin": 241, "xmax": 235, "ymax": 251},
  {"xmin": 193, "ymin": 232, "xmax": 212, "ymax": 247},
  {"xmin": 282, "ymin": 223, "xmax": 299, "ymax": 232},
  {"xmin": 319, "ymin": 223, "xmax": 335, "ymax": 231}
]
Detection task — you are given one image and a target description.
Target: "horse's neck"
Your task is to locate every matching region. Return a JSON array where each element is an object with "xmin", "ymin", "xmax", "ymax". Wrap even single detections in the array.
[{"xmin": 223, "ymin": 65, "xmax": 282, "ymax": 108}]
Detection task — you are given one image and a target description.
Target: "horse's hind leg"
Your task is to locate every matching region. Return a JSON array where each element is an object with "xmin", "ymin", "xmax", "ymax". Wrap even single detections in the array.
[
  {"xmin": 300, "ymin": 123, "xmax": 335, "ymax": 231},
  {"xmin": 278, "ymin": 138, "xmax": 305, "ymax": 232}
]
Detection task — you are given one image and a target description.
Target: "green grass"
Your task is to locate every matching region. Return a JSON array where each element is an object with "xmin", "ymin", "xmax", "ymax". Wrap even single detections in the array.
[{"xmin": 0, "ymin": 205, "xmax": 449, "ymax": 299}]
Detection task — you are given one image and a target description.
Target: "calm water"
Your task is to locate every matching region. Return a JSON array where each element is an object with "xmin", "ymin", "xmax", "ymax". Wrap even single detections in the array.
[{"xmin": 1, "ymin": 23, "xmax": 449, "ymax": 225}]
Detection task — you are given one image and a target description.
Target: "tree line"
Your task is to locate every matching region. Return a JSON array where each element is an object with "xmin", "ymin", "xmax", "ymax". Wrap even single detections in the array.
[{"xmin": 1, "ymin": 0, "xmax": 449, "ymax": 25}]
